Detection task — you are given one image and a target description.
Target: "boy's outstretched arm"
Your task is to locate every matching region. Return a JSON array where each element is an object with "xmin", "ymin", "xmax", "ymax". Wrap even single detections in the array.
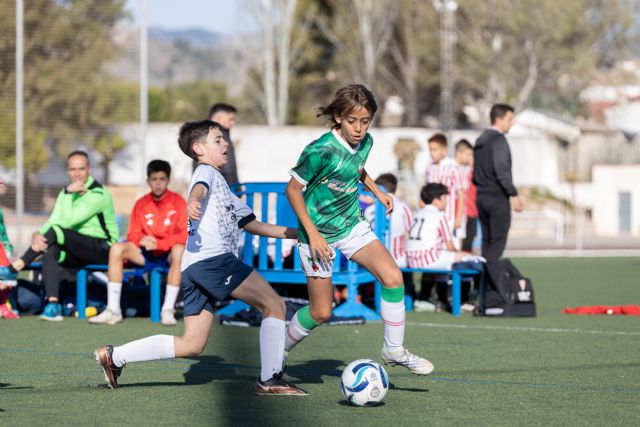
[
  {"xmin": 243, "ymin": 220, "xmax": 297, "ymax": 239},
  {"xmin": 187, "ymin": 184, "xmax": 208, "ymax": 220},
  {"xmin": 361, "ymin": 169, "xmax": 393, "ymax": 214}
]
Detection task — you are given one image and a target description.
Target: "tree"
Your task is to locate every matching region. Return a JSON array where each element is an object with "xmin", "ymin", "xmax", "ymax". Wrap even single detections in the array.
[{"xmin": 0, "ymin": 0, "xmax": 130, "ymax": 181}]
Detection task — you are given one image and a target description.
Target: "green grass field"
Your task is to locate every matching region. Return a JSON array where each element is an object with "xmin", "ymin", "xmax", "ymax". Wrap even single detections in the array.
[{"xmin": 1, "ymin": 257, "xmax": 639, "ymax": 426}]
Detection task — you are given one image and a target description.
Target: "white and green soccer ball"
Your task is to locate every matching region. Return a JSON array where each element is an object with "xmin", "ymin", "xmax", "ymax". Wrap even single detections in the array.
[{"xmin": 340, "ymin": 359, "xmax": 389, "ymax": 406}]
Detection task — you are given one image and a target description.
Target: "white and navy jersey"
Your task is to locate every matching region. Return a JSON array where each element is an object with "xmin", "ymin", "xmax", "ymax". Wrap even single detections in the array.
[
  {"xmin": 364, "ymin": 195, "xmax": 412, "ymax": 267},
  {"xmin": 181, "ymin": 164, "xmax": 255, "ymax": 271},
  {"xmin": 425, "ymin": 157, "xmax": 463, "ymax": 227},
  {"xmin": 406, "ymin": 205, "xmax": 452, "ymax": 267}
]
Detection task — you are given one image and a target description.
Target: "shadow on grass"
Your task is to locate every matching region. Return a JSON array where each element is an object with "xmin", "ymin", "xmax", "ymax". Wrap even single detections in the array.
[
  {"xmin": 338, "ymin": 400, "xmax": 386, "ymax": 407},
  {"xmin": 389, "ymin": 382, "xmax": 430, "ymax": 393},
  {"xmin": 0, "ymin": 383, "xmax": 34, "ymax": 390},
  {"xmin": 285, "ymin": 358, "xmax": 344, "ymax": 384}
]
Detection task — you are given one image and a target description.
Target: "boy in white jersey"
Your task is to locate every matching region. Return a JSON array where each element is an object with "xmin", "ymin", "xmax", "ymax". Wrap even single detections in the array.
[
  {"xmin": 94, "ymin": 120, "xmax": 306, "ymax": 395},
  {"xmin": 425, "ymin": 133, "xmax": 465, "ymax": 245},
  {"xmin": 407, "ymin": 183, "xmax": 472, "ymax": 270},
  {"xmin": 284, "ymin": 84, "xmax": 433, "ymax": 377}
]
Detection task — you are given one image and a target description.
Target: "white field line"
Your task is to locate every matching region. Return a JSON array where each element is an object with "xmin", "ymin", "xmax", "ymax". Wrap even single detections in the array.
[
  {"xmin": 406, "ymin": 321, "xmax": 640, "ymax": 336},
  {"xmin": 504, "ymin": 249, "xmax": 640, "ymax": 257}
]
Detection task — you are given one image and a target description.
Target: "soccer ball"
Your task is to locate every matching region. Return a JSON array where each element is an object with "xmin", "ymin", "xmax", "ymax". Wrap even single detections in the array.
[{"xmin": 340, "ymin": 359, "xmax": 389, "ymax": 406}]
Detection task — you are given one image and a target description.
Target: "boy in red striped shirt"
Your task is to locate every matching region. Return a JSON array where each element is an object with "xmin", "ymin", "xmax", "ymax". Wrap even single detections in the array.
[{"xmin": 89, "ymin": 160, "xmax": 187, "ymax": 326}]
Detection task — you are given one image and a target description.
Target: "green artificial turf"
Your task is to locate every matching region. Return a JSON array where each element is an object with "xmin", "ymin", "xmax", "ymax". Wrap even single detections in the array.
[{"xmin": 1, "ymin": 258, "xmax": 639, "ymax": 426}]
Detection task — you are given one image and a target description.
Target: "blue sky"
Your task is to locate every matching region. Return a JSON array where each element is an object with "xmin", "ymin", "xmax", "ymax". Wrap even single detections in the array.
[{"xmin": 126, "ymin": 0, "xmax": 239, "ymax": 34}]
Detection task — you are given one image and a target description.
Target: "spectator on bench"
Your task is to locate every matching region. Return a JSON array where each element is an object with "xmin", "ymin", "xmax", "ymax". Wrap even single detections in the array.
[
  {"xmin": 89, "ymin": 160, "xmax": 187, "ymax": 326},
  {"xmin": 407, "ymin": 183, "xmax": 472, "ymax": 313},
  {"xmin": 0, "ymin": 151, "xmax": 119, "ymax": 321}
]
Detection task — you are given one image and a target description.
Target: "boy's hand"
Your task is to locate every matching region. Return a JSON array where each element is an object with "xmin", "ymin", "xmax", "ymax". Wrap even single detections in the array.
[
  {"xmin": 187, "ymin": 199, "xmax": 202, "ymax": 220},
  {"xmin": 378, "ymin": 192, "xmax": 394, "ymax": 214},
  {"xmin": 31, "ymin": 232, "xmax": 48, "ymax": 252},
  {"xmin": 139, "ymin": 235, "xmax": 157, "ymax": 251},
  {"xmin": 512, "ymin": 196, "xmax": 524, "ymax": 213},
  {"xmin": 308, "ymin": 231, "xmax": 333, "ymax": 264},
  {"xmin": 66, "ymin": 180, "xmax": 86, "ymax": 194}
]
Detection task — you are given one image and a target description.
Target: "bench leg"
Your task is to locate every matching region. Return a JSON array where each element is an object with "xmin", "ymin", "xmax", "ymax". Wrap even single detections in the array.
[
  {"xmin": 333, "ymin": 281, "xmax": 381, "ymax": 321},
  {"xmin": 451, "ymin": 272, "xmax": 461, "ymax": 317},
  {"xmin": 76, "ymin": 269, "xmax": 87, "ymax": 320},
  {"xmin": 150, "ymin": 269, "xmax": 161, "ymax": 323}
]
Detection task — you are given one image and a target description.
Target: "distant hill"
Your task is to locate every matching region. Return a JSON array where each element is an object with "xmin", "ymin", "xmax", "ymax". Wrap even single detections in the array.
[{"xmin": 107, "ymin": 26, "xmax": 254, "ymax": 95}]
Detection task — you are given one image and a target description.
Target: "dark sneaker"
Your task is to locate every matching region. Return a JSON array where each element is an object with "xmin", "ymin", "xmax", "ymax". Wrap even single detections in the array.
[
  {"xmin": 254, "ymin": 372, "xmax": 307, "ymax": 395},
  {"xmin": 94, "ymin": 345, "xmax": 124, "ymax": 389}
]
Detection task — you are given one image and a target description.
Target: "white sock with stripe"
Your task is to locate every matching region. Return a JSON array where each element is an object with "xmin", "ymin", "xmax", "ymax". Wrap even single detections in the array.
[
  {"xmin": 284, "ymin": 307, "xmax": 319, "ymax": 353},
  {"xmin": 381, "ymin": 286, "xmax": 405, "ymax": 351}
]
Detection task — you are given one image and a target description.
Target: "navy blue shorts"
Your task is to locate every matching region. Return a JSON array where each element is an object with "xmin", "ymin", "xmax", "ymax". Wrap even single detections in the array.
[{"xmin": 181, "ymin": 253, "xmax": 254, "ymax": 317}]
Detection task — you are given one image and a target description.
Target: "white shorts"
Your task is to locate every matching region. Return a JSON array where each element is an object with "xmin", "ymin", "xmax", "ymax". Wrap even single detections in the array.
[
  {"xmin": 407, "ymin": 250, "xmax": 456, "ymax": 270},
  {"xmin": 297, "ymin": 221, "xmax": 378, "ymax": 278}
]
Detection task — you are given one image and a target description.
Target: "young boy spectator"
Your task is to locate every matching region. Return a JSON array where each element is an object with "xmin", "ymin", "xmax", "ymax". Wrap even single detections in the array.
[
  {"xmin": 407, "ymin": 184, "xmax": 472, "ymax": 312},
  {"xmin": 89, "ymin": 160, "xmax": 187, "ymax": 326},
  {"xmin": 364, "ymin": 173, "xmax": 415, "ymax": 301},
  {"xmin": 454, "ymin": 139, "xmax": 474, "ymax": 247},
  {"xmin": 0, "ymin": 204, "xmax": 18, "ymax": 319}
]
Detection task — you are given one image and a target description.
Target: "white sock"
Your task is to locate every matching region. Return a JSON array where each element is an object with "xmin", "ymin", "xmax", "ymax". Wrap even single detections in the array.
[
  {"xmin": 162, "ymin": 284, "xmax": 180, "ymax": 311},
  {"xmin": 381, "ymin": 299, "xmax": 405, "ymax": 350},
  {"xmin": 107, "ymin": 282, "xmax": 122, "ymax": 314},
  {"xmin": 111, "ymin": 335, "xmax": 175, "ymax": 367},
  {"xmin": 260, "ymin": 317, "xmax": 286, "ymax": 382},
  {"xmin": 284, "ymin": 312, "xmax": 311, "ymax": 353}
]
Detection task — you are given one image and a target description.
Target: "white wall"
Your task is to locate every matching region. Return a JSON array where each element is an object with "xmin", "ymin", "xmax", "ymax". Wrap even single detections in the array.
[
  {"xmin": 110, "ymin": 123, "xmax": 560, "ymax": 193},
  {"xmin": 591, "ymin": 165, "xmax": 640, "ymax": 236}
]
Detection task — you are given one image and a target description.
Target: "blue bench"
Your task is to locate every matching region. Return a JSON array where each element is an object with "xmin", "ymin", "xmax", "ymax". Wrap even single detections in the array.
[
  {"xmin": 399, "ymin": 267, "xmax": 481, "ymax": 317},
  {"xmin": 26, "ymin": 261, "xmax": 168, "ymax": 323},
  {"xmin": 216, "ymin": 182, "xmax": 388, "ymax": 321}
]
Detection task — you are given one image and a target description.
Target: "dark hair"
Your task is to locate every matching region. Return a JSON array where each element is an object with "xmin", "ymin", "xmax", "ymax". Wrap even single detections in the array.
[
  {"xmin": 420, "ymin": 183, "xmax": 449, "ymax": 205},
  {"xmin": 147, "ymin": 159, "xmax": 171, "ymax": 178},
  {"xmin": 375, "ymin": 173, "xmax": 398, "ymax": 194},
  {"xmin": 67, "ymin": 150, "xmax": 90, "ymax": 165},
  {"xmin": 178, "ymin": 120, "xmax": 224, "ymax": 160},
  {"xmin": 317, "ymin": 84, "xmax": 377, "ymax": 129},
  {"xmin": 490, "ymin": 103, "xmax": 514, "ymax": 124},
  {"xmin": 428, "ymin": 132, "xmax": 448, "ymax": 148},
  {"xmin": 208, "ymin": 103, "xmax": 237, "ymax": 119},
  {"xmin": 455, "ymin": 139, "xmax": 473, "ymax": 151}
]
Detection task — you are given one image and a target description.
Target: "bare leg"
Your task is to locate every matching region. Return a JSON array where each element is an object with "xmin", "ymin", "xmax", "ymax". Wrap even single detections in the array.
[{"xmin": 108, "ymin": 242, "xmax": 145, "ymax": 283}]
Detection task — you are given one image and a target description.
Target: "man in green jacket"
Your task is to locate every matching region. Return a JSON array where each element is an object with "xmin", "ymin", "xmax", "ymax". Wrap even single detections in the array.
[{"xmin": 0, "ymin": 151, "xmax": 119, "ymax": 321}]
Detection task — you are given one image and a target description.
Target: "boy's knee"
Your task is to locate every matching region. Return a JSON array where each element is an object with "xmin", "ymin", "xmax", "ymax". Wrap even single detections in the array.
[
  {"xmin": 309, "ymin": 307, "xmax": 332, "ymax": 324},
  {"xmin": 381, "ymin": 269, "xmax": 403, "ymax": 288},
  {"xmin": 260, "ymin": 296, "xmax": 286, "ymax": 319},
  {"xmin": 109, "ymin": 243, "xmax": 126, "ymax": 257}
]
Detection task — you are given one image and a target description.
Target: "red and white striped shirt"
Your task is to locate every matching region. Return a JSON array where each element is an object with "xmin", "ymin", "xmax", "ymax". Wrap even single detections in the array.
[
  {"xmin": 364, "ymin": 195, "xmax": 412, "ymax": 267},
  {"xmin": 425, "ymin": 157, "xmax": 464, "ymax": 227},
  {"xmin": 406, "ymin": 205, "xmax": 452, "ymax": 267}
]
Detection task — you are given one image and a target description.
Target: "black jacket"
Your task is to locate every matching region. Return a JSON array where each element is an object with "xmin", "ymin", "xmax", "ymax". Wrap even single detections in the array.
[{"xmin": 473, "ymin": 129, "xmax": 518, "ymax": 197}]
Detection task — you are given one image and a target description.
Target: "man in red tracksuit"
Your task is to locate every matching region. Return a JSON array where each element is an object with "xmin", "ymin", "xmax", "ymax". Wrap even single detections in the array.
[{"xmin": 90, "ymin": 160, "xmax": 187, "ymax": 326}]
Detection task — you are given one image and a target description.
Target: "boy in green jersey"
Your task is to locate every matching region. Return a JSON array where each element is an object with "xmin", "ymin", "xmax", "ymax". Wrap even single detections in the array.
[{"xmin": 284, "ymin": 84, "xmax": 433, "ymax": 376}]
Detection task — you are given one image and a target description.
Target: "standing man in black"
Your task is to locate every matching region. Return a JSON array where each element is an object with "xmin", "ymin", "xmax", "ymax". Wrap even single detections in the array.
[
  {"xmin": 473, "ymin": 103, "xmax": 523, "ymax": 265},
  {"xmin": 208, "ymin": 103, "xmax": 239, "ymax": 185}
]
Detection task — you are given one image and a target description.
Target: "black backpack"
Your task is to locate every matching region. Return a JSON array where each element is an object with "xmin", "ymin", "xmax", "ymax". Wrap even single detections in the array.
[{"xmin": 482, "ymin": 258, "xmax": 536, "ymax": 317}]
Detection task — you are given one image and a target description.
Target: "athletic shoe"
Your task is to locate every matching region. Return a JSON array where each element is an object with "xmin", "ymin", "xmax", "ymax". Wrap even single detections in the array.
[
  {"xmin": 0, "ymin": 266, "xmax": 17, "ymax": 281},
  {"xmin": 254, "ymin": 372, "xmax": 307, "ymax": 395},
  {"xmin": 160, "ymin": 309, "xmax": 177, "ymax": 326},
  {"xmin": 38, "ymin": 302, "xmax": 63, "ymax": 321},
  {"xmin": 0, "ymin": 304, "xmax": 19, "ymax": 319},
  {"xmin": 88, "ymin": 309, "xmax": 123, "ymax": 325},
  {"xmin": 461, "ymin": 303, "xmax": 476, "ymax": 313},
  {"xmin": 94, "ymin": 345, "xmax": 124, "ymax": 389},
  {"xmin": 413, "ymin": 300, "xmax": 436, "ymax": 312},
  {"xmin": 381, "ymin": 345, "xmax": 434, "ymax": 375}
]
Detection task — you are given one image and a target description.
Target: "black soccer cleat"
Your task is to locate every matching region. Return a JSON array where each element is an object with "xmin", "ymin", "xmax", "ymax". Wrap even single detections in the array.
[
  {"xmin": 94, "ymin": 345, "xmax": 124, "ymax": 389},
  {"xmin": 254, "ymin": 372, "xmax": 308, "ymax": 396}
]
